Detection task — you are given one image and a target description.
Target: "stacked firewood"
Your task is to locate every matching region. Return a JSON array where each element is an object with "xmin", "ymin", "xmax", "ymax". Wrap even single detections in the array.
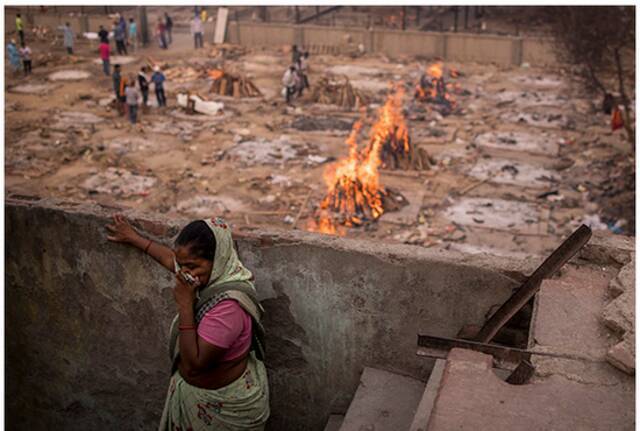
[
  {"xmin": 164, "ymin": 66, "xmax": 203, "ymax": 83},
  {"xmin": 209, "ymin": 43, "xmax": 246, "ymax": 60},
  {"xmin": 310, "ymin": 75, "xmax": 368, "ymax": 110},
  {"xmin": 208, "ymin": 70, "xmax": 262, "ymax": 98}
]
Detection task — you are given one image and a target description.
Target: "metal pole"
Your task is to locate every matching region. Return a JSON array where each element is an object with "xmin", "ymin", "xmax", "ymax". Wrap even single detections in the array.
[
  {"xmin": 138, "ymin": 6, "xmax": 149, "ymax": 46},
  {"xmin": 464, "ymin": 6, "xmax": 468, "ymax": 29},
  {"xmin": 453, "ymin": 6, "xmax": 458, "ymax": 32},
  {"xmin": 295, "ymin": 6, "xmax": 300, "ymax": 24},
  {"xmin": 416, "ymin": 6, "xmax": 421, "ymax": 27},
  {"xmin": 402, "ymin": 6, "xmax": 406, "ymax": 30}
]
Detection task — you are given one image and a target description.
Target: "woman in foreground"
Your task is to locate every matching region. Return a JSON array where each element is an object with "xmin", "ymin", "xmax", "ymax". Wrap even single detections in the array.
[{"xmin": 106, "ymin": 215, "xmax": 269, "ymax": 430}]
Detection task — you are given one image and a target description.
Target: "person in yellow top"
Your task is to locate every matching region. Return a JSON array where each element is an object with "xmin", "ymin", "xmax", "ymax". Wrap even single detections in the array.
[
  {"xmin": 200, "ymin": 8, "xmax": 208, "ymax": 23},
  {"xmin": 15, "ymin": 13, "xmax": 24, "ymax": 47}
]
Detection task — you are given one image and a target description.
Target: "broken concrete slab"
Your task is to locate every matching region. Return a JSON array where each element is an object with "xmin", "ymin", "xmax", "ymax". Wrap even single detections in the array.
[
  {"xmin": 601, "ymin": 288, "xmax": 634, "ymax": 336},
  {"xmin": 48, "ymin": 70, "xmax": 91, "ymax": 81},
  {"xmin": 428, "ymin": 348, "xmax": 634, "ymax": 431},
  {"xmin": 579, "ymin": 231, "xmax": 635, "ymax": 266},
  {"xmin": 340, "ymin": 367, "xmax": 424, "ymax": 431},
  {"xmin": 81, "ymin": 168, "xmax": 157, "ymax": 197},
  {"xmin": 467, "ymin": 158, "xmax": 558, "ymax": 188},
  {"xmin": 509, "ymin": 75, "xmax": 564, "ymax": 88},
  {"xmin": 442, "ymin": 197, "xmax": 542, "ymax": 233},
  {"xmin": 606, "ymin": 333, "xmax": 635, "ymax": 375},
  {"xmin": 473, "ymin": 131, "xmax": 560, "ymax": 156},
  {"xmin": 53, "ymin": 111, "xmax": 104, "ymax": 129},
  {"xmin": 609, "ymin": 255, "xmax": 634, "ymax": 297},
  {"xmin": 495, "ymin": 90, "xmax": 569, "ymax": 108},
  {"xmin": 99, "ymin": 137, "xmax": 154, "ymax": 155}
]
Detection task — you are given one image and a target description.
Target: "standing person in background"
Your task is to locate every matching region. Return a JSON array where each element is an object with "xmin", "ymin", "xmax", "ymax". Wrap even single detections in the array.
[
  {"xmin": 20, "ymin": 44, "xmax": 32, "ymax": 76},
  {"xmin": 157, "ymin": 17, "xmax": 168, "ymax": 49},
  {"xmin": 99, "ymin": 40, "xmax": 110, "ymax": 76},
  {"xmin": 59, "ymin": 22, "xmax": 75, "ymax": 54},
  {"xmin": 113, "ymin": 64, "xmax": 125, "ymax": 115},
  {"xmin": 16, "ymin": 13, "xmax": 25, "ymax": 47},
  {"xmin": 125, "ymin": 76, "xmax": 141, "ymax": 125},
  {"xmin": 138, "ymin": 66, "xmax": 150, "ymax": 112},
  {"xmin": 98, "ymin": 24, "xmax": 109, "ymax": 44},
  {"xmin": 114, "ymin": 18, "xmax": 127, "ymax": 55},
  {"xmin": 151, "ymin": 66, "xmax": 167, "ymax": 107},
  {"xmin": 200, "ymin": 7, "xmax": 208, "ymax": 24},
  {"xmin": 119, "ymin": 14, "xmax": 128, "ymax": 47},
  {"xmin": 291, "ymin": 44, "xmax": 301, "ymax": 65},
  {"xmin": 191, "ymin": 15, "xmax": 204, "ymax": 49},
  {"xmin": 128, "ymin": 18, "xmax": 137, "ymax": 52},
  {"xmin": 164, "ymin": 12, "xmax": 173, "ymax": 45},
  {"xmin": 7, "ymin": 39, "xmax": 21, "ymax": 74},
  {"xmin": 282, "ymin": 65, "xmax": 299, "ymax": 105}
]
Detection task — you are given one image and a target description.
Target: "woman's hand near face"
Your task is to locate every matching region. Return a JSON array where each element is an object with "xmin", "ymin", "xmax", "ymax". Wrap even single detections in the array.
[
  {"xmin": 105, "ymin": 214, "xmax": 141, "ymax": 244},
  {"xmin": 174, "ymin": 272, "xmax": 198, "ymax": 310}
]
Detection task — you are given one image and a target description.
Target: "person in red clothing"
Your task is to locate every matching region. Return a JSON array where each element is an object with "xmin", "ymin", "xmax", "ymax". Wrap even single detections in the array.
[
  {"xmin": 105, "ymin": 215, "xmax": 269, "ymax": 429},
  {"xmin": 99, "ymin": 41, "xmax": 110, "ymax": 76}
]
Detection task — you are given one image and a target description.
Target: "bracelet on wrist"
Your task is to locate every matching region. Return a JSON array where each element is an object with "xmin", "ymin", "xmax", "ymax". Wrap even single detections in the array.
[
  {"xmin": 144, "ymin": 239, "xmax": 153, "ymax": 254},
  {"xmin": 179, "ymin": 325, "xmax": 196, "ymax": 331}
]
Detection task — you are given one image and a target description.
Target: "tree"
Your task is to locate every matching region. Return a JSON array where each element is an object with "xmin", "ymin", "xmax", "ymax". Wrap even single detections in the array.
[{"xmin": 544, "ymin": 6, "xmax": 635, "ymax": 146}]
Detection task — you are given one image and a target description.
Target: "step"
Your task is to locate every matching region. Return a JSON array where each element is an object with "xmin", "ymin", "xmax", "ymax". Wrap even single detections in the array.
[
  {"xmin": 324, "ymin": 414, "xmax": 345, "ymax": 431},
  {"xmin": 409, "ymin": 359, "xmax": 446, "ymax": 431},
  {"xmin": 340, "ymin": 367, "xmax": 426, "ymax": 431}
]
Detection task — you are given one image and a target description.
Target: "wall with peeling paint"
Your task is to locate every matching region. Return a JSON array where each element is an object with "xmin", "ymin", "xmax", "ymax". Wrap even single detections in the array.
[{"xmin": 8, "ymin": 197, "xmax": 631, "ymax": 430}]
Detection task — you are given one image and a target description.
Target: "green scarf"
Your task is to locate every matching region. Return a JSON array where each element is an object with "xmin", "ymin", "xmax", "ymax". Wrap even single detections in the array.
[{"xmin": 168, "ymin": 217, "xmax": 265, "ymax": 370}]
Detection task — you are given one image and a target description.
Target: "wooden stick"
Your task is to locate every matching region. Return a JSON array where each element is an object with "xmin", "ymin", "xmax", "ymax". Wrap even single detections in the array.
[
  {"xmin": 292, "ymin": 189, "xmax": 313, "ymax": 229},
  {"xmin": 458, "ymin": 171, "xmax": 498, "ymax": 196}
]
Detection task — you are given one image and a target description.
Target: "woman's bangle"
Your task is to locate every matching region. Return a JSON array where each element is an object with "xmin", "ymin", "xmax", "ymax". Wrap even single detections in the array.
[
  {"xmin": 144, "ymin": 239, "xmax": 153, "ymax": 254},
  {"xmin": 179, "ymin": 325, "xmax": 196, "ymax": 331}
]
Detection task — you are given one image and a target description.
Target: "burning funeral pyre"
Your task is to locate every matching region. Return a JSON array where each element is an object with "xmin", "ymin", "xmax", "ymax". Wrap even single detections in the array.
[
  {"xmin": 208, "ymin": 69, "xmax": 263, "ymax": 98},
  {"xmin": 367, "ymin": 84, "xmax": 429, "ymax": 170},
  {"xmin": 308, "ymin": 87, "xmax": 411, "ymax": 235},
  {"xmin": 414, "ymin": 62, "xmax": 469, "ymax": 116}
]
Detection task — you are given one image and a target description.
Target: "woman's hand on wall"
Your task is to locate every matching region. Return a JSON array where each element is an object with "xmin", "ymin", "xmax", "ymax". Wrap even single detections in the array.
[{"xmin": 105, "ymin": 214, "xmax": 141, "ymax": 244}]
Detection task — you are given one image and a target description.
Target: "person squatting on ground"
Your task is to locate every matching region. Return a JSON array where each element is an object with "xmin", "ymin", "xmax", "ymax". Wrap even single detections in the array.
[
  {"xmin": 59, "ymin": 22, "xmax": 75, "ymax": 54},
  {"xmin": 125, "ymin": 76, "xmax": 141, "ymax": 124},
  {"xmin": 191, "ymin": 15, "xmax": 204, "ymax": 49},
  {"xmin": 165, "ymin": 12, "xmax": 173, "ymax": 45},
  {"xmin": 100, "ymin": 40, "xmax": 110, "ymax": 76},
  {"xmin": 16, "ymin": 14, "xmax": 24, "ymax": 47},
  {"xmin": 138, "ymin": 66, "xmax": 150, "ymax": 112},
  {"xmin": 282, "ymin": 65, "xmax": 300, "ymax": 105},
  {"xmin": 128, "ymin": 18, "xmax": 138, "ymax": 52},
  {"xmin": 152, "ymin": 66, "xmax": 167, "ymax": 107},
  {"xmin": 105, "ymin": 215, "xmax": 270, "ymax": 430},
  {"xmin": 20, "ymin": 44, "xmax": 32, "ymax": 76},
  {"xmin": 7, "ymin": 39, "xmax": 21, "ymax": 74}
]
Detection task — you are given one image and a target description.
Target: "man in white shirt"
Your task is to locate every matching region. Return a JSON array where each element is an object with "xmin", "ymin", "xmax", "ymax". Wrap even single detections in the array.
[{"xmin": 282, "ymin": 65, "xmax": 299, "ymax": 105}]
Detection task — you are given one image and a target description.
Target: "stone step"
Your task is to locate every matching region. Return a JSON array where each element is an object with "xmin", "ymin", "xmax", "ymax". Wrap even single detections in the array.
[
  {"xmin": 409, "ymin": 359, "xmax": 446, "ymax": 431},
  {"xmin": 324, "ymin": 414, "xmax": 345, "ymax": 431},
  {"xmin": 339, "ymin": 367, "xmax": 425, "ymax": 431}
]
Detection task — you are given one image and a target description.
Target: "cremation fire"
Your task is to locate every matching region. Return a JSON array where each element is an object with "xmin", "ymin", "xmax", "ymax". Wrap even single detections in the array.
[
  {"xmin": 308, "ymin": 87, "xmax": 410, "ymax": 235},
  {"xmin": 367, "ymin": 84, "xmax": 424, "ymax": 170},
  {"xmin": 415, "ymin": 62, "xmax": 468, "ymax": 116}
]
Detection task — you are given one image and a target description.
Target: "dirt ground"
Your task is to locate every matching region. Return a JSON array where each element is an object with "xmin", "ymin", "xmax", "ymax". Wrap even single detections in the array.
[{"xmin": 5, "ymin": 14, "xmax": 635, "ymax": 259}]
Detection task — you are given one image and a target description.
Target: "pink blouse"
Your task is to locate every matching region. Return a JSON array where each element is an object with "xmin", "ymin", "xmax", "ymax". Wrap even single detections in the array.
[{"xmin": 197, "ymin": 299, "xmax": 253, "ymax": 362}]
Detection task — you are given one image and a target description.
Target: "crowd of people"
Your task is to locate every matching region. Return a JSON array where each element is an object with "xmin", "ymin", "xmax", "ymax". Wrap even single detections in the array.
[{"xmin": 282, "ymin": 44, "xmax": 310, "ymax": 104}]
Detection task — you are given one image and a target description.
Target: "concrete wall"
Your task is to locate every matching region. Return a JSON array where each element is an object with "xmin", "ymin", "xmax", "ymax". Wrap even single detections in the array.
[
  {"xmin": 225, "ymin": 21, "xmax": 559, "ymax": 66},
  {"xmin": 8, "ymin": 197, "xmax": 629, "ymax": 430}
]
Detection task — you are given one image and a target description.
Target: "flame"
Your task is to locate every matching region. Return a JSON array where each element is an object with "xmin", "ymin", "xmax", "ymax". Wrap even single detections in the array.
[
  {"xmin": 427, "ymin": 62, "xmax": 443, "ymax": 79},
  {"xmin": 208, "ymin": 69, "xmax": 224, "ymax": 80},
  {"xmin": 310, "ymin": 85, "xmax": 411, "ymax": 234}
]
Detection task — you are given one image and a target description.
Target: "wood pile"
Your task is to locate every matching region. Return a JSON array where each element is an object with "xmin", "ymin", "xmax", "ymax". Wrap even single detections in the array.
[
  {"xmin": 310, "ymin": 75, "xmax": 368, "ymax": 110},
  {"xmin": 208, "ymin": 70, "xmax": 262, "ymax": 98},
  {"xmin": 209, "ymin": 43, "xmax": 246, "ymax": 59},
  {"xmin": 164, "ymin": 66, "xmax": 203, "ymax": 83}
]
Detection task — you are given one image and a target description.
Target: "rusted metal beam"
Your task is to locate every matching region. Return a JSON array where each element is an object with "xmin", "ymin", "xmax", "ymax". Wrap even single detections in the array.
[
  {"xmin": 298, "ymin": 6, "xmax": 342, "ymax": 24},
  {"xmin": 474, "ymin": 224, "xmax": 592, "ymax": 343},
  {"xmin": 506, "ymin": 360, "xmax": 535, "ymax": 385}
]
